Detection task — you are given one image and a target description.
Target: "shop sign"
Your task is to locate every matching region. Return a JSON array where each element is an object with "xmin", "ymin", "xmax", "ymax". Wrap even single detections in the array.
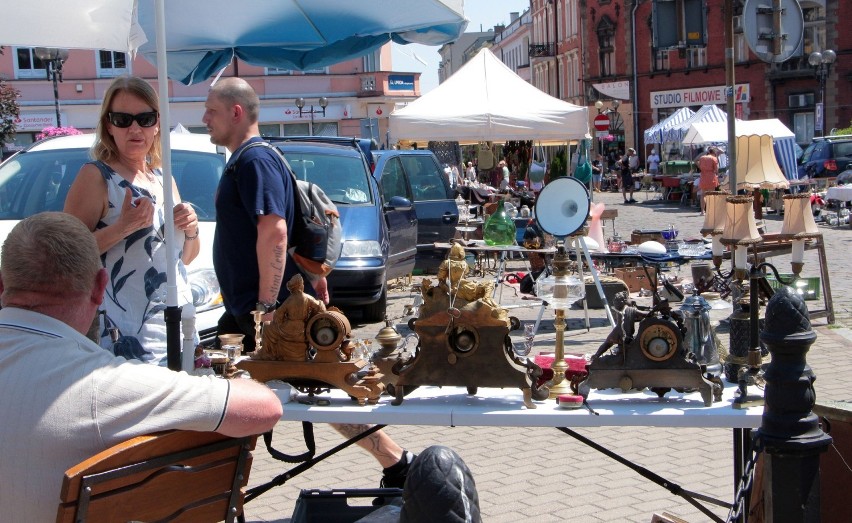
[
  {"xmin": 593, "ymin": 81, "xmax": 630, "ymax": 101},
  {"xmin": 15, "ymin": 112, "xmax": 58, "ymax": 131},
  {"xmin": 650, "ymin": 84, "xmax": 749, "ymax": 108},
  {"xmin": 388, "ymin": 74, "xmax": 415, "ymax": 91},
  {"xmin": 265, "ymin": 104, "xmax": 346, "ymax": 121}
]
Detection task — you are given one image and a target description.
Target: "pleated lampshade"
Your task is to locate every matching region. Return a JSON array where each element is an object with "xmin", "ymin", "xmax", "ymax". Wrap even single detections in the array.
[
  {"xmin": 736, "ymin": 134, "xmax": 790, "ymax": 191},
  {"xmin": 779, "ymin": 193, "xmax": 821, "ymax": 239},
  {"xmin": 700, "ymin": 191, "xmax": 729, "ymax": 236},
  {"xmin": 720, "ymin": 195, "xmax": 762, "ymax": 247}
]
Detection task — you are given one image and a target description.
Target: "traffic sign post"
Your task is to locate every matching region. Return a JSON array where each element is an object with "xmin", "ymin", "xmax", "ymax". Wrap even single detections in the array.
[
  {"xmin": 743, "ymin": 0, "xmax": 804, "ymax": 63},
  {"xmin": 594, "ymin": 114, "xmax": 610, "ymax": 132}
]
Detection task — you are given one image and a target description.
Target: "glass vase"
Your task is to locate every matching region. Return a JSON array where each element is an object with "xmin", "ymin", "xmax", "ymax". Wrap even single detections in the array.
[{"xmin": 483, "ymin": 199, "xmax": 516, "ymax": 246}]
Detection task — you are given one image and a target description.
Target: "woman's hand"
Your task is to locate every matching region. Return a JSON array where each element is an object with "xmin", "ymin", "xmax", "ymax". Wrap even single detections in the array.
[
  {"xmin": 118, "ymin": 188, "xmax": 155, "ymax": 235},
  {"xmin": 173, "ymin": 202, "xmax": 199, "ymax": 239}
]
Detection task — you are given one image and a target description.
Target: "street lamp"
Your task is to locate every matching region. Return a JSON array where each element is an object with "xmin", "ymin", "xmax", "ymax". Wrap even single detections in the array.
[
  {"xmin": 808, "ymin": 49, "xmax": 836, "ymax": 137},
  {"xmin": 34, "ymin": 47, "xmax": 69, "ymax": 128},
  {"xmin": 295, "ymin": 97, "xmax": 329, "ymax": 136}
]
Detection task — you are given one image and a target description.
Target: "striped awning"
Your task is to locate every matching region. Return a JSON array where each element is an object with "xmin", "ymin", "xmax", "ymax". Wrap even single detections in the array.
[
  {"xmin": 643, "ymin": 107, "xmax": 695, "ymax": 145},
  {"xmin": 662, "ymin": 104, "xmax": 728, "ymax": 143}
]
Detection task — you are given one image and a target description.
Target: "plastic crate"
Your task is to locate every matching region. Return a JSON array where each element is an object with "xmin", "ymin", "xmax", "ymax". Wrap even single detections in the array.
[
  {"xmin": 291, "ymin": 488, "xmax": 403, "ymax": 523},
  {"xmin": 765, "ymin": 273, "xmax": 820, "ymax": 301}
]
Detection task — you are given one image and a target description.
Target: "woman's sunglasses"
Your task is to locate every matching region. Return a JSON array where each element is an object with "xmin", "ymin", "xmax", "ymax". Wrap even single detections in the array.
[{"xmin": 108, "ymin": 111, "xmax": 159, "ymax": 128}]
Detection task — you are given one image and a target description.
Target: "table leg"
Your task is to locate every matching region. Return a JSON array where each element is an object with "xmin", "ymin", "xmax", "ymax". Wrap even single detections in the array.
[{"xmin": 732, "ymin": 427, "xmax": 752, "ymax": 523}]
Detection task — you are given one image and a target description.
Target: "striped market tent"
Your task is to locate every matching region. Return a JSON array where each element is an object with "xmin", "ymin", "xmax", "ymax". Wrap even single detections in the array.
[
  {"xmin": 643, "ymin": 106, "xmax": 695, "ymax": 145},
  {"xmin": 662, "ymin": 104, "xmax": 728, "ymax": 143}
]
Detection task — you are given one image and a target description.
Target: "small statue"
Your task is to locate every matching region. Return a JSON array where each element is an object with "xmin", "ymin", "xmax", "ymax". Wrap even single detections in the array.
[
  {"xmin": 253, "ymin": 274, "xmax": 326, "ymax": 361},
  {"xmin": 591, "ymin": 291, "xmax": 630, "ymax": 362},
  {"xmin": 436, "ymin": 243, "xmax": 469, "ymax": 295},
  {"xmin": 591, "ymin": 291, "xmax": 650, "ymax": 362}
]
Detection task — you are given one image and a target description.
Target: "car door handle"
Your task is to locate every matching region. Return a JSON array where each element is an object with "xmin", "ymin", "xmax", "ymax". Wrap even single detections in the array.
[{"xmin": 442, "ymin": 212, "xmax": 455, "ymax": 223}]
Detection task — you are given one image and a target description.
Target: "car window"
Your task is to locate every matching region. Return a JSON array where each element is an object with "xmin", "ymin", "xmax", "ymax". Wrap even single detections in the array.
[
  {"xmin": 399, "ymin": 155, "xmax": 450, "ymax": 202},
  {"xmin": 0, "ymin": 148, "xmax": 224, "ymax": 221},
  {"xmin": 286, "ymin": 152, "xmax": 371, "ymax": 204},
  {"xmin": 172, "ymin": 151, "xmax": 224, "ymax": 221},
  {"xmin": 833, "ymin": 142, "xmax": 852, "ymax": 158},
  {"xmin": 0, "ymin": 149, "xmax": 89, "ymax": 219},
  {"xmin": 379, "ymin": 157, "xmax": 411, "ymax": 202},
  {"xmin": 800, "ymin": 143, "xmax": 817, "ymax": 163}
]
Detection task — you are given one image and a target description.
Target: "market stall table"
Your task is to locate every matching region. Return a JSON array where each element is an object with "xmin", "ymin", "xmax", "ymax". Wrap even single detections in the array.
[
  {"xmin": 825, "ymin": 185, "xmax": 852, "ymax": 203},
  {"xmin": 260, "ymin": 383, "xmax": 761, "ymax": 522}
]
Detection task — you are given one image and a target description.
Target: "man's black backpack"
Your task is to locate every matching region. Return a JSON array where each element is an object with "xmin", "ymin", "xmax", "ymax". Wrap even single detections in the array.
[{"xmin": 225, "ymin": 141, "xmax": 342, "ymax": 277}]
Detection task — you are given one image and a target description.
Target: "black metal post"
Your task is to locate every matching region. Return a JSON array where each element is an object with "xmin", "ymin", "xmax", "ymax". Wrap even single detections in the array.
[
  {"xmin": 49, "ymin": 61, "xmax": 62, "ymax": 127},
  {"xmin": 756, "ymin": 285, "xmax": 832, "ymax": 521},
  {"xmin": 165, "ymin": 305, "xmax": 183, "ymax": 371}
]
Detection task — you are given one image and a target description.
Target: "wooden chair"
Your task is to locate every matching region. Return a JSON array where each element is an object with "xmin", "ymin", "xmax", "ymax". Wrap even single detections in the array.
[{"xmin": 56, "ymin": 430, "xmax": 257, "ymax": 523}]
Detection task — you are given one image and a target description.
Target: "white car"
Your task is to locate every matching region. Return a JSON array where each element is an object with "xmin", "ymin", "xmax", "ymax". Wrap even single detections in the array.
[{"xmin": 0, "ymin": 133, "xmax": 226, "ymax": 343}]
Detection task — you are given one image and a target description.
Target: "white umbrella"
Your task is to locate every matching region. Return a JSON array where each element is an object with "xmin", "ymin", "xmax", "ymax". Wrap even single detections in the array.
[{"xmin": 1, "ymin": 0, "xmax": 467, "ymax": 369}]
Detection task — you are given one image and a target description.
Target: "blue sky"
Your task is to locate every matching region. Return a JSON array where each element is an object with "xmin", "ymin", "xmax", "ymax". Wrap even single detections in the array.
[{"xmin": 391, "ymin": 0, "xmax": 530, "ymax": 93}]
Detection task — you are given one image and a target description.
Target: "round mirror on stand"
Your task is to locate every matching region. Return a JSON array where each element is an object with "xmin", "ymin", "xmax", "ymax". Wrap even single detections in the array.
[{"xmin": 535, "ymin": 176, "xmax": 591, "ymax": 238}]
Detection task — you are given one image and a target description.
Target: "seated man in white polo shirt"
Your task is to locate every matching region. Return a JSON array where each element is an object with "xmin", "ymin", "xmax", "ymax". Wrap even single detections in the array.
[{"xmin": 0, "ymin": 212, "xmax": 283, "ymax": 521}]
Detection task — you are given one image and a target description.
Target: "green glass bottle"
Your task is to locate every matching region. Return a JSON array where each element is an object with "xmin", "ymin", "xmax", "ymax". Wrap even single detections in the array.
[{"xmin": 483, "ymin": 199, "xmax": 516, "ymax": 246}]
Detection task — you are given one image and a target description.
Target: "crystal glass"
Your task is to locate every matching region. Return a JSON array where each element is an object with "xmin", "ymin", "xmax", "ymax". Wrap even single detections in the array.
[
  {"xmin": 536, "ymin": 274, "xmax": 585, "ymax": 309},
  {"xmin": 514, "ymin": 323, "xmax": 536, "ymax": 357}
]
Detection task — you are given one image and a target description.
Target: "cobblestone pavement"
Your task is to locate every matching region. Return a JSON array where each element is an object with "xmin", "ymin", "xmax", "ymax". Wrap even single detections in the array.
[{"xmin": 243, "ymin": 188, "xmax": 851, "ymax": 522}]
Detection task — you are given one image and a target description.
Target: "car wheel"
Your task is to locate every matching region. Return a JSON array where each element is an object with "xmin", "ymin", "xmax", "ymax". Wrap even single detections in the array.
[{"xmin": 363, "ymin": 287, "xmax": 387, "ymax": 323}]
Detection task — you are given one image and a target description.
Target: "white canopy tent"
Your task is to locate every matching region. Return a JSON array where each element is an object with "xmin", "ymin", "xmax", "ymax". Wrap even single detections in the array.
[
  {"xmin": 683, "ymin": 118, "xmax": 799, "ymax": 181},
  {"xmin": 389, "ymin": 48, "xmax": 589, "ymax": 145}
]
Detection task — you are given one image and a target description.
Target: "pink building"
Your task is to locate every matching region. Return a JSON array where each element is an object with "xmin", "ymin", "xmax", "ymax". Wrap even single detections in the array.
[{"xmin": 1, "ymin": 44, "xmax": 422, "ymax": 155}]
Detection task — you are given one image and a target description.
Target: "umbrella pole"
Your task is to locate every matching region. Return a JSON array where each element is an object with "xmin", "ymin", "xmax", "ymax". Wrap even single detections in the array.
[{"xmin": 155, "ymin": 0, "xmax": 182, "ymax": 371}]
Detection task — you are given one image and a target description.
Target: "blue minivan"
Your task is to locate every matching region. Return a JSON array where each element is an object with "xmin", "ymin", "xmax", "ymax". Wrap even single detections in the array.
[
  {"xmin": 274, "ymin": 139, "xmax": 417, "ymax": 321},
  {"xmin": 372, "ymin": 149, "xmax": 459, "ymax": 273}
]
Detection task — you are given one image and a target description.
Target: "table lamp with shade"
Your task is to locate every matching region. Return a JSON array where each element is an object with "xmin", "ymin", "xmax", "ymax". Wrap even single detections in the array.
[
  {"xmin": 735, "ymin": 135, "xmax": 790, "ymax": 192},
  {"xmin": 720, "ymin": 195, "xmax": 762, "ymax": 281},
  {"xmin": 700, "ymin": 191, "xmax": 729, "ymax": 269},
  {"xmin": 779, "ymin": 193, "xmax": 821, "ymax": 277}
]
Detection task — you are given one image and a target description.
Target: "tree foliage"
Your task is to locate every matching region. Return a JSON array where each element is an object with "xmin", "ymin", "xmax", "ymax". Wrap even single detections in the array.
[
  {"xmin": 832, "ymin": 121, "xmax": 852, "ymax": 136},
  {"xmin": 0, "ymin": 80, "xmax": 21, "ymax": 146}
]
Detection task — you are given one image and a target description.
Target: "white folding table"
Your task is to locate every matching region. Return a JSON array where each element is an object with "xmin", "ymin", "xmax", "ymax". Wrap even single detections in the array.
[{"xmin": 257, "ymin": 383, "xmax": 762, "ymax": 523}]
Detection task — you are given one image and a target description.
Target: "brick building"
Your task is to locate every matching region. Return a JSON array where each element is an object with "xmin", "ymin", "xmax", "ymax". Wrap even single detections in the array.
[{"xmin": 1, "ymin": 44, "xmax": 421, "ymax": 156}]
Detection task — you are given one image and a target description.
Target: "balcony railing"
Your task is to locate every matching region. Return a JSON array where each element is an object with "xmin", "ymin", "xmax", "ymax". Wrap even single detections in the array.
[{"xmin": 529, "ymin": 43, "xmax": 556, "ymax": 58}]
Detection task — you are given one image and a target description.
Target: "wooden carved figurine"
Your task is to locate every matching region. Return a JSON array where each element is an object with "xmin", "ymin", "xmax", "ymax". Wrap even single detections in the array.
[{"xmin": 253, "ymin": 274, "xmax": 326, "ymax": 361}]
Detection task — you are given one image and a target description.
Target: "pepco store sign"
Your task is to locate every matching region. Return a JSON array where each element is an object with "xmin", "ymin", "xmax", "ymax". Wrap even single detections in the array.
[
  {"xmin": 650, "ymin": 84, "xmax": 750, "ymax": 109},
  {"xmin": 15, "ymin": 113, "xmax": 57, "ymax": 130}
]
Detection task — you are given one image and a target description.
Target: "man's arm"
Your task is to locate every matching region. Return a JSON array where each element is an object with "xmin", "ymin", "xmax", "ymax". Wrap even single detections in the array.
[
  {"xmin": 216, "ymin": 379, "xmax": 283, "ymax": 437},
  {"xmin": 256, "ymin": 213, "xmax": 288, "ymax": 306}
]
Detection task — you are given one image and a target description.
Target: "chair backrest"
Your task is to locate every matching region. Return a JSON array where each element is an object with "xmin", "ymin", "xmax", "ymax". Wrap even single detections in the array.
[{"xmin": 56, "ymin": 430, "xmax": 257, "ymax": 523}]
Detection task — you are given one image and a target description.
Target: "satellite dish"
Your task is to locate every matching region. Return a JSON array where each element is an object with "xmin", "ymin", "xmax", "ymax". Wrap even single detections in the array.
[{"xmin": 535, "ymin": 177, "xmax": 590, "ymax": 237}]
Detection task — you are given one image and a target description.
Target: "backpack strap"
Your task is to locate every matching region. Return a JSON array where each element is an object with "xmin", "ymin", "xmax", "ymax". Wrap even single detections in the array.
[{"xmin": 225, "ymin": 140, "xmax": 298, "ymax": 187}]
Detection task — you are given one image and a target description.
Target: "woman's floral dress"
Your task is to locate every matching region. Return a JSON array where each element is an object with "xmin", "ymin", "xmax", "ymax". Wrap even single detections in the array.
[{"xmin": 90, "ymin": 161, "xmax": 195, "ymax": 365}]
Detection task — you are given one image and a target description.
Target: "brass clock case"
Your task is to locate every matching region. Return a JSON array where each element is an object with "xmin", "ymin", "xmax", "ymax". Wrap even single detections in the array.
[{"xmin": 638, "ymin": 318, "xmax": 681, "ymax": 362}]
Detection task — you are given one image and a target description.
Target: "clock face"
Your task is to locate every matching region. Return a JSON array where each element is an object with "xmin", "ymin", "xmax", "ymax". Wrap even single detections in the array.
[{"xmin": 639, "ymin": 320, "xmax": 680, "ymax": 362}]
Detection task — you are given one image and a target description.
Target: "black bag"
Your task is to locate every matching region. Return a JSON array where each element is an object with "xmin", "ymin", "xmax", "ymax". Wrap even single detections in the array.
[
  {"xmin": 519, "ymin": 268, "xmax": 549, "ymax": 295},
  {"xmin": 226, "ymin": 141, "xmax": 342, "ymax": 277}
]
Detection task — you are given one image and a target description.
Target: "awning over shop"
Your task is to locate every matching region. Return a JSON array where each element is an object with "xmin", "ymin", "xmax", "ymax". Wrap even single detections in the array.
[{"xmin": 643, "ymin": 107, "xmax": 695, "ymax": 145}]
